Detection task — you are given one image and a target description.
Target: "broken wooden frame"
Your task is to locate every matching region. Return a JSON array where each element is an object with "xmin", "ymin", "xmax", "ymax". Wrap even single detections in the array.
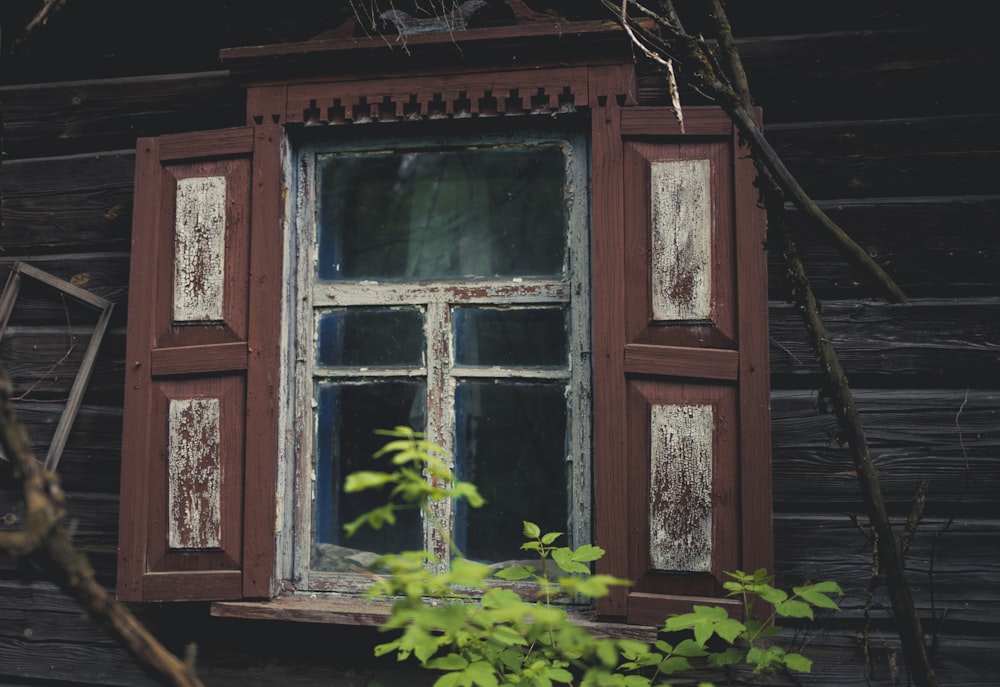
[{"xmin": 0, "ymin": 261, "xmax": 115, "ymax": 471}]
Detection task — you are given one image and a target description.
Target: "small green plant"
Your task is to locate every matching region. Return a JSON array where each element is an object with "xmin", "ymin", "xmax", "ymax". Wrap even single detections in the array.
[
  {"xmin": 345, "ymin": 427, "xmax": 840, "ymax": 686},
  {"xmin": 662, "ymin": 568, "xmax": 843, "ymax": 675}
]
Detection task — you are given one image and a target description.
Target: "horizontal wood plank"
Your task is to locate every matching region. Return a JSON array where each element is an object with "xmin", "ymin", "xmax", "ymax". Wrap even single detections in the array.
[
  {"xmin": 775, "ymin": 514, "xmax": 1000, "ymax": 626},
  {"xmin": 772, "ymin": 389, "xmax": 1000, "ymax": 507},
  {"xmin": 772, "ymin": 195, "xmax": 1000, "ymax": 298},
  {"xmin": 6, "ymin": 401, "xmax": 122, "ymax": 494},
  {"xmin": 0, "ymin": 72, "xmax": 243, "ymax": 159},
  {"xmin": 0, "ymin": 152, "xmax": 135, "ymax": 253},
  {"xmin": 769, "ymin": 298, "xmax": 1000, "ymax": 385},
  {"xmin": 768, "ymin": 114, "xmax": 1000, "ymax": 200}
]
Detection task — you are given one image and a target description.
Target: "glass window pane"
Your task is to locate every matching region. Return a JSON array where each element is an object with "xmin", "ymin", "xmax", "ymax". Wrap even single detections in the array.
[
  {"xmin": 316, "ymin": 145, "xmax": 567, "ymax": 280},
  {"xmin": 313, "ymin": 381, "xmax": 425, "ymax": 571},
  {"xmin": 316, "ymin": 308, "xmax": 424, "ymax": 367},
  {"xmin": 453, "ymin": 306, "xmax": 568, "ymax": 368},
  {"xmin": 454, "ymin": 381, "xmax": 568, "ymax": 562}
]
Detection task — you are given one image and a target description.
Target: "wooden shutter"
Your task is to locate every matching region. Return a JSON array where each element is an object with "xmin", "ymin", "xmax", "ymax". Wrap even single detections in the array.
[
  {"xmin": 117, "ymin": 126, "xmax": 282, "ymax": 602},
  {"xmin": 592, "ymin": 105, "xmax": 772, "ymax": 624}
]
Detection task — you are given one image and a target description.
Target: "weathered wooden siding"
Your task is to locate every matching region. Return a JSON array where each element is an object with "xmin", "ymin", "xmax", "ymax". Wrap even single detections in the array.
[{"xmin": 2, "ymin": 1, "xmax": 997, "ymax": 685}]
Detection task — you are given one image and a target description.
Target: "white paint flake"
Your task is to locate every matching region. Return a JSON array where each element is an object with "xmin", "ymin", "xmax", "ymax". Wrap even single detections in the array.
[
  {"xmin": 168, "ymin": 397, "xmax": 222, "ymax": 549},
  {"xmin": 650, "ymin": 159, "xmax": 712, "ymax": 321},
  {"xmin": 173, "ymin": 176, "xmax": 227, "ymax": 322},
  {"xmin": 649, "ymin": 403, "xmax": 713, "ymax": 573}
]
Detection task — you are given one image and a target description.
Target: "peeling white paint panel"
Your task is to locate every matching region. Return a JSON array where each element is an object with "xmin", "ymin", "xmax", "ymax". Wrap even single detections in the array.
[
  {"xmin": 649, "ymin": 403, "xmax": 713, "ymax": 573},
  {"xmin": 173, "ymin": 176, "xmax": 227, "ymax": 322},
  {"xmin": 650, "ymin": 159, "xmax": 712, "ymax": 321},
  {"xmin": 168, "ymin": 397, "xmax": 222, "ymax": 549}
]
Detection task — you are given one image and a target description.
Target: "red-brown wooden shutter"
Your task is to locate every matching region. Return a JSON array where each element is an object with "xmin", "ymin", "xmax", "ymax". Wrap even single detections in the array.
[
  {"xmin": 592, "ymin": 106, "xmax": 772, "ymax": 624},
  {"xmin": 117, "ymin": 126, "xmax": 282, "ymax": 602}
]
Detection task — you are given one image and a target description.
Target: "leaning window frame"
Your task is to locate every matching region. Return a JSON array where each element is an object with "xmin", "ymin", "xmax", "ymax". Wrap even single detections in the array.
[{"xmin": 284, "ymin": 122, "xmax": 593, "ymax": 593}]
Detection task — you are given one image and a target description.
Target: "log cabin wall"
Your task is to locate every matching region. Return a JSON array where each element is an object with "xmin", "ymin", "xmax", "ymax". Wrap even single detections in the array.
[{"xmin": 1, "ymin": 1, "xmax": 997, "ymax": 684}]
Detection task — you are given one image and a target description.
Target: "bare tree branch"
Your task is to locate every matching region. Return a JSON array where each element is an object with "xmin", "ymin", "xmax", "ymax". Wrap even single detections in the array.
[
  {"xmin": 606, "ymin": 0, "xmax": 908, "ymax": 304},
  {"xmin": 0, "ymin": 365, "xmax": 204, "ymax": 687},
  {"xmin": 603, "ymin": 1, "xmax": 936, "ymax": 683}
]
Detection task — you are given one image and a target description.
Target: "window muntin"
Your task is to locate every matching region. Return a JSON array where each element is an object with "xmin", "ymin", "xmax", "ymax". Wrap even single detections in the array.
[{"xmin": 293, "ymin": 126, "xmax": 590, "ymax": 587}]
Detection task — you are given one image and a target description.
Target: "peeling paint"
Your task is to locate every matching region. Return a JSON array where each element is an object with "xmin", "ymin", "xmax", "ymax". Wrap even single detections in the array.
[
  {"xmin": 173, "ymin": 176, "xmax": 227, "ymax": 322},
  {"xmin": 292, "ymin": 129, "xmax": 590, "ymax": 586},
  {"xmin": 649, "ymin": 404, "xmax": 713, "ymax": 573},
  {"xmin": 168, "ymin": 397, "xmax": 222, "ymax": 549},
  {"xmin": 650, "ymin": 159, "xmax": 712, "ymax": 321}
]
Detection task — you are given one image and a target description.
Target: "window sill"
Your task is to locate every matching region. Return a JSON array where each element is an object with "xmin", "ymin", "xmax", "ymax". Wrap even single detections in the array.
[{"xmin": 210, "ymin": 595, "xmax": 657, "ymax": 641}]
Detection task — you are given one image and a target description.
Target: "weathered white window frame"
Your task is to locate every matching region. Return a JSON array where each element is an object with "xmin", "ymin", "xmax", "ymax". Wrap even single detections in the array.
[{"xmin": 283, "ymin": 125, "xmax": 592, "ymax": 592}]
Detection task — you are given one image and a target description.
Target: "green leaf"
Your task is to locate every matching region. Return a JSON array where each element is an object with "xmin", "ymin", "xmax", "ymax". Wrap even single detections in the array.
[
  {"xmin": 541, "ymin": 531, "xmax": 563, "ymax": 545},
  {"xmin": 775, "ymin": 599, "xmax": 814, "ymax": 619},
  {"xmin": 344, "ymin": 471, "xmax": 396, "ymax": 492},
  {"xmin": 552, "ymin": 548, "xmax": 590, "ymax": 574},
  {"xmin": 426, "ymin": 654, "xmax": 469, "ymax": 671},
  {"xmin": 523, "ymin": 521, "xmax": 541, "ymax": 539},
  {"xmin": 755, "ymin": 585, "xmax": 787, "ymax": 604},
  {"xmin": 464, "ymin": 660, "xmax": 500, "ymax": 687},
  {"xmin": 495, "ymin": 565, "xmax": 536, "ymax": 581},
  {"xmin": 783, "ymin": 652, "xmax": 813, "ymax": 673},
  {"xmin": 374, "ymin": 641, "xmax": 399, "ymax": 657},
  {"xmin": 658, "ymin": 656, "xmax": 692, "ymax": 675},
  {"xmin": 570, "ymin": 544, "xmax": 605, "ymax": 562},
  {"xmin": 452, "ymin": 482, "xmax": 485, "ymax": 508},
  {"xmin": 622, "ymin": 677, "xmax": 651, "ymax": 687},
  {"xmin": 805, "ymin": 580, "xmax": 844, "ymax": 595},
  {"xmin": 564, "ymin": 574, "xmax": 630, "ymax": 598},
  {"xmin": 596, "ymin": 640, "xmax": 619, "ymax": 668},
  {"xmin": 432, "ymin": 673, "xmax": 463, "ymax": 687},
  {"xmin": 343, "ymin": 504, "xmax": 397, "ymax": 536},
  {"xmin": 653, "ymin": 640, "xmax": 673, "ymax": 654},
  {"xmin": 707, "ymin": 647, "xmax": 744, "ymax": 667},
  {"xmin": 795, "ymin": 586, "xmax": 842, "ymax": 611},
  {"xmin": 548, "ymin": 668, "xmax": 574, "ymax": 684},
  {"xmin": 672, "ymin": 638, "xmax": 708, "ymax": 658}
]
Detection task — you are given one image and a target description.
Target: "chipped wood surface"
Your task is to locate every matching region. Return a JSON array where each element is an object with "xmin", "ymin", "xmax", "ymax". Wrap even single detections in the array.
[
  {"xmin": 167, "ymin": 397, "xmax": 222, "ymax": 549},
  {"xmin": 649, "ymin": 159, "xmax": 712, "ymax": 321},
  {"xmin": 172, "ymin": 176, "xmax": 227, "ymax": 323},
  {"xmin": 648, "ymin": 404, "xmax": 714, "ymax": 573}
]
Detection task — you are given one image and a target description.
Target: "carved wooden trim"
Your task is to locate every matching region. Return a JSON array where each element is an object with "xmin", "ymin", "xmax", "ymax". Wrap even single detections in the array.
[{"xmin": 280, "ymin": 67, "xmax": 590, "ymax": 126}]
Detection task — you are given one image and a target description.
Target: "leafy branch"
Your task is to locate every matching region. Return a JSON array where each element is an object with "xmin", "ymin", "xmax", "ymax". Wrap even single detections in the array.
[{"xmin": 347, "ymin": 429, "xmax": 840, "ymax": 686}]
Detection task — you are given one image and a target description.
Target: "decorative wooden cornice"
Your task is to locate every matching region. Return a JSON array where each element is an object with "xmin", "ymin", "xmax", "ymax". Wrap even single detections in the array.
[
  {"xmin": 219, "ymin": 2, "xmax": 640, "ymax": 129},
  {"xmin": 219, "ymin": 9, "xmax": 632, "ymax": 85}
]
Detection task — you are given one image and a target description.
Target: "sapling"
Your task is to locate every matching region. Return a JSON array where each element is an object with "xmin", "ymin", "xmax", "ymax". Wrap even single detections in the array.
[{"xmin": 345, "ymin": 427, "xmax": 840, "ymax": 686}]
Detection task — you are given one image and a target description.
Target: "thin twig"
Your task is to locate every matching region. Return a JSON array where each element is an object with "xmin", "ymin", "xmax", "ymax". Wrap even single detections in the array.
[
  {"xmin": 0, "ymin": 364, "xmax": 205, "ymax": 687},
  {"xmin": 12, "ymin": 294, "xmax": 77, "ymax": 403},
  {"xmin": 609, "ymin": 1, "xmax": 908, "ymax": 303}
]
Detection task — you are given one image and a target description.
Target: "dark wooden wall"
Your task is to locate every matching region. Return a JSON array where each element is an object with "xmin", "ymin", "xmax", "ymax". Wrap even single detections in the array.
[{"xmin": 2, "ymin": 1, "xmax": 997, "ymax": 684}]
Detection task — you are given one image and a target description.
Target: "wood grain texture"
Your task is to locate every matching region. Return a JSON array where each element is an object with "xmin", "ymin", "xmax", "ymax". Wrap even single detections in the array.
[
  {"xmin": 769, "ymin": 298, "xmax": 1000, "ymax": 385},
  {"xmin": 0, "ymin": 72, "xmax": 242, "ymax": 159},
  {"xmin": 773, "ymin": 195, "xmax": 1000, "ymax": 298},
  {"xmin": 0, "ymin": 3, "xmax": 996, "ymax": 685}
]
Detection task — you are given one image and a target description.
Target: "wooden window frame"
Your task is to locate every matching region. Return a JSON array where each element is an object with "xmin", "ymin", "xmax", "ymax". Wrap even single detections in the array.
[
  {"xmin": 119, "ymin": 23, "xmax": 771, "ymax": 626},
  {"xmin": 289, "ymin": 126, "xmax": 593, "ymax": 592}
]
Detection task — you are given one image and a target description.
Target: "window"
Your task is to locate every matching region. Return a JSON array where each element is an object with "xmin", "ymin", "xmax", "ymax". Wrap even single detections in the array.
[
  {"xmin": 291, "ymin": 125, "xmax": 591, "ymax": 585},
  {"xmin": 116, "ymin": 22, "xmax": 771, "ymax": 625}
]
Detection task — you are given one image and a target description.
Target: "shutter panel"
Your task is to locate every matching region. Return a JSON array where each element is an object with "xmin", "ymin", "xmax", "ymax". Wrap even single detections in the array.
[
  {"xmin": 118, "ymin": 126, "xmax": 281, "ymax": 602},
  {"xmin": 593, "ymin": 106, "xmax": 771, "ymax": 624}
]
